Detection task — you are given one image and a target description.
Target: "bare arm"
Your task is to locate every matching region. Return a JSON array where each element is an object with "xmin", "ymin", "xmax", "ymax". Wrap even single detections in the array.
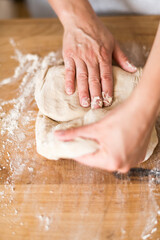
[
  {"xmin": 48, "ymin": 0, "xmax": 97, "ymax": 25},
  {"xmin": 48, "ymin": 0, "xmax": 136, "ymax": 108},
  {"xmin": 132, "ymin": 23, "xmax": 160, "ymax": 120}
]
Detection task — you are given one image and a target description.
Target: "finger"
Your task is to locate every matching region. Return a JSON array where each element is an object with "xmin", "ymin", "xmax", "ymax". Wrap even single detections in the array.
[
  {"xmin": 54, "ymin": 123, "xmax": 98, "ymax": 141},
  {"xmin": 113, "ymin": 42, "xmax": 137, "ymax": 73},
  {"xmin": 99, "ymin": 58, "xmax": 113, "ymax": 107},
  {"xmin": 75, "ymin": 151, "xmax": 119, "ymax": 172},
  {"xmin": 75, "ymin": 152, "xmax": 107, "ymax": 170},
  {"xmin": 117, "ymin": 166, "xmax": 130, "ymax": 174},
  {"xmin": 87, "ymin": 62, "xmax": 102, "ymax": 109},
  {"xmin": 75, "ymin": 59, "xmax": 90, "ymax": 108},
  {"xmin": 64, "ymin": 57, "xmax": 76, "ymax": 95}
]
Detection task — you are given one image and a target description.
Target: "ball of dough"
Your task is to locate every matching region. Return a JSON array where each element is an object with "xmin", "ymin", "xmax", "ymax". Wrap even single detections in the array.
[{"xmin": 35, "ymin": 65, "xmax": 158, "ymax": 161}]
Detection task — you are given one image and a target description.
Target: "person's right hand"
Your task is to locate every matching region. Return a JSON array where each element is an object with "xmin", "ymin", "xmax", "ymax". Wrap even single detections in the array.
[
  {"xmin": 62, "ymin": 16, "xmax": 137, "ymax": 109},
  {"xmin": 54, "ymin": 95, "xmax": 155, "ymax": 173}
]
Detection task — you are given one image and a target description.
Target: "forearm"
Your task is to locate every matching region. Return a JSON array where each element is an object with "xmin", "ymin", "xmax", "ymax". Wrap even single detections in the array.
[
  {"xmin": 48, "ymin": 0, "xmax": 97, "ymax": 28},
  {"xmin": 132, "ymin": 23, "xmax": 160, "ymax": 121}
]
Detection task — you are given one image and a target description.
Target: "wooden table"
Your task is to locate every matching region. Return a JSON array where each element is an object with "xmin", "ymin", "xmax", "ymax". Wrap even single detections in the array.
[{"xmin": 0, "ymin": 16, "xmax": 160, "ymax": 240}]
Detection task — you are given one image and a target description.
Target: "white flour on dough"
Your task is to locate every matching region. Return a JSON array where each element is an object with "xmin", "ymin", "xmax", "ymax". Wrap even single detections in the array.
[{"xmin": 35, "ymin": 65, "xmax": 158, "ymax": 160}]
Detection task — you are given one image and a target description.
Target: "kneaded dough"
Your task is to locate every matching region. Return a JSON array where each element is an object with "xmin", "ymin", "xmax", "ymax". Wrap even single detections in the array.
[{"xmin": 35, "ymin": 65, "xmax": 158, "ymax": 161}]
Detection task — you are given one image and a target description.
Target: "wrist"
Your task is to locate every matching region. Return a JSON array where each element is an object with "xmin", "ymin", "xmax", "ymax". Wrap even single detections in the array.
[
  {"xmin": 61, "ymin": 8, "xmax": 98, "ymax": 30},
  {"xmin": 137, "ymin": 72, "xmax": 160, "ymax": 118},
  {"xmin": 130, "ymin": 82, "xmax": 160, "ymax": 127},
  {"xmin": 49, "ymin": 0, "xmax": 97, "ymax": 29}
]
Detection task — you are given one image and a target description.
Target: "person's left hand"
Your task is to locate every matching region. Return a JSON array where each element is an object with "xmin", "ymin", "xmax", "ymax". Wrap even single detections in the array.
[
  {"xmin": 62, "ymin": 16, "xmax": 137, "ymax": 109},
  {"xmin": 54, "ymin": 97, "xmax": 154, "ymax": 173}
]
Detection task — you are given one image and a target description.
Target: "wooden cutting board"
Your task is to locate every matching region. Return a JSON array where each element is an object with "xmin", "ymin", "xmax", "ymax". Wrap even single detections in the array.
[{"xmin": 0, "ymin": 16, "xmax": 160, "ymax": 240}]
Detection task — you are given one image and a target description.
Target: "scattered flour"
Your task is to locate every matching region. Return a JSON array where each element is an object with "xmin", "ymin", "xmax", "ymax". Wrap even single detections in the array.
[
  {"xmin": 0, "ymin": 38, "xmax": 62, "ymax": 180},
  {"xmin": 28, "ymin": 167, "xmax": 34, "ymax": 173},
  {"xmin": 141, "ymin": 170, "xmax": 160, "ymax": 240},
  {"xmin": 37, "ymin": 215, "xmax": 51, "ymax": 231},
  {"xmin": 91, "ymin": 96, "xmax": 103, "ymax": 109},
  {"xmin": 0, "ymin": 191, "xmax": 4, "ymax": 196},
  {"xmin": 0, "ymin": 39, "xmax": 62, "ymax": 137},
  {"xmin": 0, "ymin": 39, "xmax": 62, "ymax": 237}
]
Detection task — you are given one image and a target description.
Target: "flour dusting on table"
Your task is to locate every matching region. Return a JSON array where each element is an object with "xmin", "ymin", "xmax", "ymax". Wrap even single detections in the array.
[{"xmin": 0, "ymin": 39, "xmax": 63, "ymax": 178}]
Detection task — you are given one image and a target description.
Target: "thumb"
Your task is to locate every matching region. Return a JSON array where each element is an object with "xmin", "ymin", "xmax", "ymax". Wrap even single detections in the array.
[
  {"xmin": 54, "ymin": 123, "xmax": 97, "ymax": 141},
  {"xmin": 113, "ymin": 42, "xmax": 137, "ymax": 73}
]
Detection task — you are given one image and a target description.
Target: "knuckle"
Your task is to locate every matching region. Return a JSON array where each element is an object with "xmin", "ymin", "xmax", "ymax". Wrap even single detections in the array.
[
  {"xmin": 85, "ymin": 49, "xmax": 96, "ymax": 61},
  {"xmin": 85, "ymin": 58, "xmax": 95, "ymax": 66},
  {"xmin": 66, "ymin": 68, "xmax": 75, "ymax": 74},
  {"xmin": 89, "ymin": 76, "xmax": 100, "ymax": 85},
  {"xmin": 84, "ymin": 55, "xmax": 98, "ymax": 66},
  {"xmin": 100, "ymin": 62, "xmax": 111, "ymax": 70},
  {"xmin": 64, "ymin": 59, "xmax": 75, "ymax": 72},
  {"xmin": 101, "ymin": 72, "xmax": 112, "ymax": 81},
  {"xmin": 77, "ymin": 72, "xmax": 88, "ymax": 82},
  {"xmin": 65, "ymin": 65, "xmax": 75, "ymax": 74},
  {"xmin": 99, "ymin": 46, "xmax": 110, "ymax": 62},
  {"xmin": 64, "ymin": 49, "xmax": 74, "ymax": 58}
]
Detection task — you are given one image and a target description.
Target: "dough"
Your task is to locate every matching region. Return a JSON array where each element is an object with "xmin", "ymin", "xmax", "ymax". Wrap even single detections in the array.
[
  {"xmin": 35, "ymin": 66, "xmax": 88, "ymax": 122},
  {"xmin": 35, "ymin": 65, "xmax": 158, "ymax": 161},
  {"xmin": 36, "ymin": 112, "xmax": 99, "ymax": 160}
]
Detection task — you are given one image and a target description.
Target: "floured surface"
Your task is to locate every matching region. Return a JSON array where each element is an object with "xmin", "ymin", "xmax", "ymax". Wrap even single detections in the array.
[
  {"xmin": 35, "ymin": 65, "xmax": 158, "ymax": 161},
  {"xmin": 0, "ymin": 18, "xmax": 160, "ymax": 240}
]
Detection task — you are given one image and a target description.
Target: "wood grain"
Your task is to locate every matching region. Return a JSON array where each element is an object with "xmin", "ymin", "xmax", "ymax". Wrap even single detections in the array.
[{"xmin": 0, "ymin": 16, "xmax": 160, "ymax": 240}]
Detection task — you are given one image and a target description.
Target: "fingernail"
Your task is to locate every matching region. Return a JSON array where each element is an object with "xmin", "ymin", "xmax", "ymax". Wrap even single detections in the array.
[
  {"xmin": 81, "ymin": 97, "xmax": 90, "ymax": 107},
  {"xmin": 66, "ymin": 87, "xmax": 73, "ymax": 95},
  {"xmin": 91, "ymin": 96, "xmax": 103, "ymax": 109},
  {"xmin": 102, "ymin": 92, "xmax": 113, "ymax": 107},
  {"xmin": 126, "ymin": 61, "xmax": 137, "ymax": 71}
]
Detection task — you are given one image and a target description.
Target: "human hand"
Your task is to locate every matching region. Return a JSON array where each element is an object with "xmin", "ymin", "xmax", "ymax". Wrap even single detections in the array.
[
  {"xmin": 63, "ymin": 17, "xmax": 137, "ymax": 109},
  {"xmin": 54, "ymin": 98, "xmax": 154, "ymax": 173}
]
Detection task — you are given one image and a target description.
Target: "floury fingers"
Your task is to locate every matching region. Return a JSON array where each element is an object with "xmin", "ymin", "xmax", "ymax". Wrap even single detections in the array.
[{"xmin": 102, "ymin": 92, "xmax": 113, "ymax": 107}]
